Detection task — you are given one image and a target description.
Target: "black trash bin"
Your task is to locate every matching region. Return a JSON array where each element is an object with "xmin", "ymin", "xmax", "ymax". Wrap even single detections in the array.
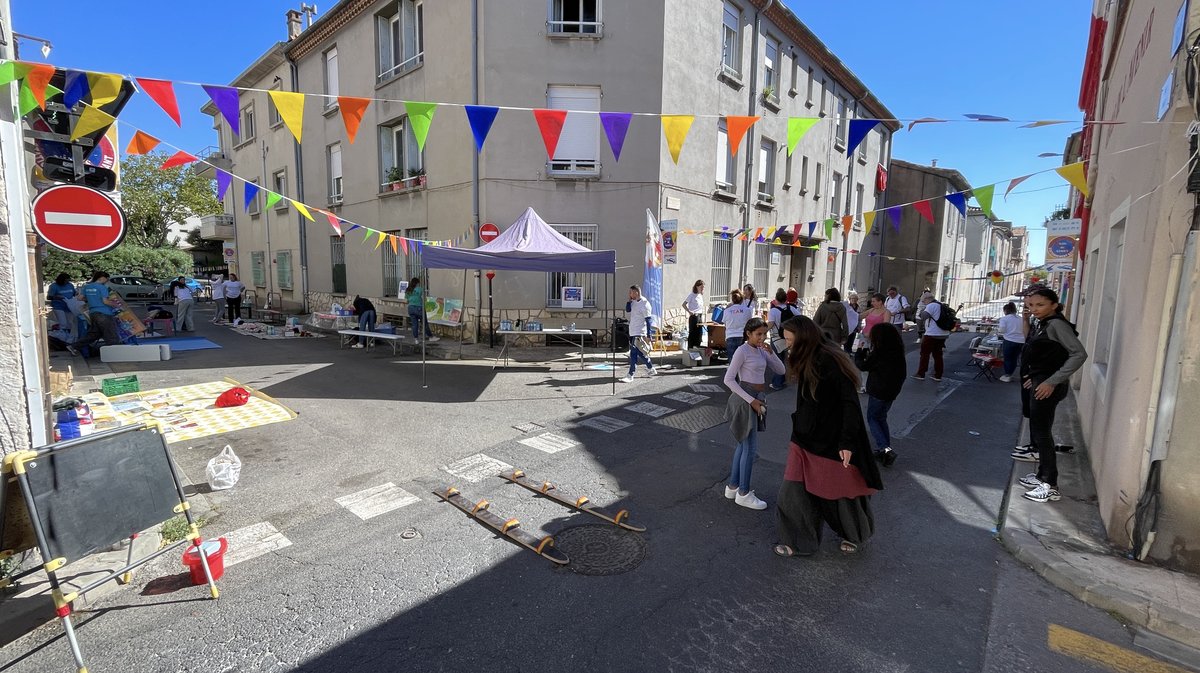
[{"xmin": 612, "ymin": 318, "xmax": 629, "ymax": 351}]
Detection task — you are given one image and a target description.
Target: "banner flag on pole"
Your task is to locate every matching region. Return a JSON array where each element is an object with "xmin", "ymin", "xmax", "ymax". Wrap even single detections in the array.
[
  {"xmin": 338, "ymin": 96, "xmax": 370, "ymax": 144},
  {"xmin": 404, "ymin": 101, "xmax": 437, "ymax": 151},
  {"xmin": 1055, "ymin": 162, "xmax": 1089, "ymax": 198},
  {"xmin": 269, "ymin": 90, "xmax": 306, "ymax": 142},
  {"xmin": 600, "ymin": 112, "xmax": 633, "ymax": 161},
  {"xmin": 533, "ymin": 108, "xmax": 569, "ymax": 158},
  {"xmin": 972, "ymin": 184, "xmax": 996, "ymax": 218},
  {"xmin": 203, "ymin": 85, "xmax": 240, "ymax": 135},
  {"xmin": 846, "ymin": 119, "xmax": 880, "ymax": 157},
  {"xmin": 86, "ymin": 72, "xmax": 123, "ymax": 107},
  {"xmin": 945, "ymin": 192, "xmax": 968, "ymax": 216},
  {"xmin": 643, "ymin": 209, "xmax": 664, "ymax": 329},
  {"xmin": 216, "ymin": 170, "xmax": 233, "ymax": 202},
  {"xmin": 464, "ymin": 105, "xmax": 499, "ymax": 151},
  {"xmin": 913, "ymin": 199, "xmax": 935, "ymax": 224},
  {"xmin": 70, "ymin": 105, "xmax": 115, "ymax": 140},
  {"xmin": 725, "ymin": 115, "xmax": 760, "ymax": 155},
  {"xmin": 135, "ymin": 77, "xmax": 182, "ymax": 126},
  {"xmin": 244, "ymin": 182, "xmax": 259, "ymax": 212},
  {"xmin": 661, "ymin": 115, "xmax": 694, "ymax": 164},
  {"xmin": 787, "ymin": 117, "xmax": 820, "ymax": 155}
]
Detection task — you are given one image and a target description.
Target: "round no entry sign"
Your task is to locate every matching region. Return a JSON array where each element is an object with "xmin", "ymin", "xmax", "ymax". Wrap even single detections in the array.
[
  {"xmin": 480, "ymin": 222, "xmax": 500, "ymax": 243},
  {"xmin": 32, "ymin": 184, "xmax": 127, "ymax": 254}
]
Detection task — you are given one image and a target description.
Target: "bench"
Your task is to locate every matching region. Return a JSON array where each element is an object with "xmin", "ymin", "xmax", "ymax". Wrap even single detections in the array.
[{"xmin": 337, "ymin": 329, "xmax": 406, "ymax": 356}]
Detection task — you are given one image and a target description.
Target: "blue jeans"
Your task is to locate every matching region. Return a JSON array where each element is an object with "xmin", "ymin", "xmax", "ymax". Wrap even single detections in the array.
[
  {"xmin": 1002, "ymin": 339, "xmax": 1023, "ymax": 376},
  {"xmin": 729, "ymin": 420, "xmax": 759, "ymax": 495},
  {"xmin": 866, "ymin": 395, "xmax": 893, "ymax": 450},
  {"xmin": 627, "ymin": 342, "xmax": 652, "ymax": 375},
  {"xmin": 358, "ymin": 310, "xmax": 376, "ymax": 345},
  {"xmin": 725, "ymin": 336, "xmax": 743, "ymax": 358},
  {"xmin": 408, "ymin": 307, "xmax": 432, "ymax": 338}
]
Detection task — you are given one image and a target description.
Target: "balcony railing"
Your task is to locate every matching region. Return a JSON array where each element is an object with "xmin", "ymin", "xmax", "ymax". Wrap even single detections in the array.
[
  {"xmin": 377, "ymin": 52, "xmax": 424, "ymax": 83},
  {"xmin": 547, "ymin": 20, "xmax": 602, "ymax": 36},
  {"xmin": 199, "ymin": 214, "xmax": 235, "ymax": 241}
]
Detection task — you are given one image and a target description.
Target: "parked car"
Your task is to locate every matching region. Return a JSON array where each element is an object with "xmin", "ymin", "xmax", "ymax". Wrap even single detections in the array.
[{"xmin": 107, "ymin": 275, "xmax": 164, "ymax": 301}]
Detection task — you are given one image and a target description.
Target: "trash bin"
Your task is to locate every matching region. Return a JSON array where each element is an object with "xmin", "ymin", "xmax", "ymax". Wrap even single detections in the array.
[
  {"xmin": 613, "ymin": 318, "xmax": 629, "ymax": 351},
  {"xmin": 182, "ymin": 537, "xmax": 228, "ymax": 585}
]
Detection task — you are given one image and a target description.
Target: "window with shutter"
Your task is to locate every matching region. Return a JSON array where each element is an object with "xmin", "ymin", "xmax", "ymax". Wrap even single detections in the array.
[{"xmin": 547, "ymin": 85, "xmax": 600, "ymax": 176}]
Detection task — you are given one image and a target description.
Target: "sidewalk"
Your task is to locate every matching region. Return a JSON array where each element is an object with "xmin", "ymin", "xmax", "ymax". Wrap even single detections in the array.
[{"xmin": 1000, "ymin": 391, "xmax": 1200, "ymax": 664}]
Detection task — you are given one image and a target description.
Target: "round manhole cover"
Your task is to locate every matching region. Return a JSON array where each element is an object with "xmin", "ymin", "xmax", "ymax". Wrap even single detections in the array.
[{"xmin": 554, "ymin": 524, "xmax": 647, "ymax": 576}]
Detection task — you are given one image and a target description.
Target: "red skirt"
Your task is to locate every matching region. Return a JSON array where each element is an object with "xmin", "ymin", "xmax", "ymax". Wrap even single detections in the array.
[{"xmin": 784, "ymin": 442, "xmax": 878, "ymax": 500}]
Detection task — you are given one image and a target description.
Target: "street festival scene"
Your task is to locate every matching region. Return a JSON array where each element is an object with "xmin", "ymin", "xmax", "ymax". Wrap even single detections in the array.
[{"xmin": 2, "ymin": 1, "xmax": 1200, "ymax": 672}]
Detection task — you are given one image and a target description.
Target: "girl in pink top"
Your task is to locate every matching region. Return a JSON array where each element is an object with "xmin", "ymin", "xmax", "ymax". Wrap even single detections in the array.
[
  {"xmin": 861, "ymin": 292, "xmax": 892, "ymax": 342},
  {"xmin": 723, "ymin": 317, "xmax": 787, "ymax": 511}
]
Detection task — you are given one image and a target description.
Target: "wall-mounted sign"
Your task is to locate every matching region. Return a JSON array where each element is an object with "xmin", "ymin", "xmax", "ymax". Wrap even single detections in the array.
[{"xmin": 561, "ymin": 286, "xmax": 584, "ymax": 309}]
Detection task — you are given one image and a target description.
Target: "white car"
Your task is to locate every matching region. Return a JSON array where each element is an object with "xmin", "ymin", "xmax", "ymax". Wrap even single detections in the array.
[{"xmin": 107, "ymin": 275, "xmax": 164, "ymax": 302}]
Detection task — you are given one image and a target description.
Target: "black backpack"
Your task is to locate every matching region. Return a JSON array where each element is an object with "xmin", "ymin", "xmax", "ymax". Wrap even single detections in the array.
[{"xmin": 933, "ymin": 302, "xmax": 957, "ymax": 331}]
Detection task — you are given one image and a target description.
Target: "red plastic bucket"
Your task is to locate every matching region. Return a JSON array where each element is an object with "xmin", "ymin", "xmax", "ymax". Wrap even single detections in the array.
[{"xmin": 182, "ymin": 537, "xmax": 227, "ymax": 585}]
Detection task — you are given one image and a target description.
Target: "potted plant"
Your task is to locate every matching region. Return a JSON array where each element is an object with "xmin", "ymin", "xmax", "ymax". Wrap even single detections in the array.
[
  {"xmin": 386, "ymin": 166, "xmax": 404, "ymax": 191},
  {"xmin": 409, "ymin": 167, "xmax": 427, "ymax": 188},
  {"xmin": 762, "ymin": 85, "xmax": 776, "ymax": 101}
]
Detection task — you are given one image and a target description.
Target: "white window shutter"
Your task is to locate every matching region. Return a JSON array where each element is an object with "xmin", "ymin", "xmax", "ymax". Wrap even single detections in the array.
[{"xmin": 548, "ymin": 85, "xmax": 599, "ymax": 162}]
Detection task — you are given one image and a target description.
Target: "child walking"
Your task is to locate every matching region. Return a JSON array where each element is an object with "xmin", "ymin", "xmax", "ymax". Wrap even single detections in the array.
[{"xmin": 722, "ymin": 317, "xmax": 785, "ymax": 510}]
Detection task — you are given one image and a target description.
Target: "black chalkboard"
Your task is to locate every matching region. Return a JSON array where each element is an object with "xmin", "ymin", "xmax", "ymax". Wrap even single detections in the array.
[{"xmin": 21, "ymin": 426, "xmax": 181, "ymax": 564}]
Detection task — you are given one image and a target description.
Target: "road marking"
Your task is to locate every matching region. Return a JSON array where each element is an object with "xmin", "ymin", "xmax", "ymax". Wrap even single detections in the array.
[
  {"xmin": 577, "ymin": 415, "xmax": 632, "ymax": 433},
  {"xmin": 44, "ymin": 212, "xmax": 113, "ymax": 227},
  {"xmin": 893, "ymin": 379, "xmax": 962, "ymax": 438},
  {"xmin": 443, "ymin": 453, "xmax": 513, "ymax": 483},
  {"xmin": 221, "ymin": 522, "xmax": 293, "ymax": 567},
  {"xmin": 665, "ymin": 391, "xmax": 708, "ymax": 405},
  {"xmin": 335, "ymin": 483, "xmax": 421, "ymax": 520},
  {"xmin": 689, "ymin": 383, "xmax": 725, "ymax": 393},
  {"xmin": 1047, "ymin": 624, "xmax": 1190, "ymax": 673},
  {"xmin": 517, "ymin": 432, "xmax": 578, "ymax": 454},
  {"xmin": 513, "ymin": 421, "xmax": 544, "ymax": 434},
  {"xmin": 625, "ymin": 401, "xmax": 675, "ymax": 418}
]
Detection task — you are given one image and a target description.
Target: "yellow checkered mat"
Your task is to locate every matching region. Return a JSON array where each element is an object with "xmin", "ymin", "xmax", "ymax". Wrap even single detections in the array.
[{"xmin": 87, "ymin": 378, "xmax": 298, "ymax": 444}]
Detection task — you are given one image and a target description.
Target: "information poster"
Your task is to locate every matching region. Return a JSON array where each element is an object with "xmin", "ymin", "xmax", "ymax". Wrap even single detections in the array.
[
  {"xmin": 562, "ymin": 287, "xmax": 584, "ymax": 309},
  {"xmin": 660, "ymin": 219, "xmax": 678, "ymax": 264}
]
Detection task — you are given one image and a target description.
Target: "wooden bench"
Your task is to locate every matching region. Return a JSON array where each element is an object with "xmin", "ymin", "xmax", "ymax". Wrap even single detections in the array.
[{"xmin": 337, "ymin": 329, "xmax": 406, "ymax": 356}]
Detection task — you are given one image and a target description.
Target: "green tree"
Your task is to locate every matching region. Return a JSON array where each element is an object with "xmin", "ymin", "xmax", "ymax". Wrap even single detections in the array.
[
  {"xmin": 44, "ymin": 244, "xmax": 193, "ymax": 282},
  {"xmin": 120, "ymin": 152, "xmax": 222, "ymax": 248}
]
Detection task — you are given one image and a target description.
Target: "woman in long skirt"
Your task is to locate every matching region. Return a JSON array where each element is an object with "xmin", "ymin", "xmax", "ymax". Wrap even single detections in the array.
[{"xmin": 775, "ymin": 315, "xmax": 883, "ymax": 556}]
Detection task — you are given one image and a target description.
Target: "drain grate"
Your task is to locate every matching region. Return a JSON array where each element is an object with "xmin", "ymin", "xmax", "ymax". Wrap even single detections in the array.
[{"xmin": 554, "ymin": 524, "xmax": 647, "ymax": 576}]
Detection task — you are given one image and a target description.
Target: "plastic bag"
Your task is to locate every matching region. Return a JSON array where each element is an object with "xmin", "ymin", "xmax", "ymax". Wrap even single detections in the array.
[
  {"xmin": 206, "ymin": 445, "xmax": 242, "ymax": 491},
  {"xmin": 215, "ymin": 387, "xmax": 250, "ymax": 408}
]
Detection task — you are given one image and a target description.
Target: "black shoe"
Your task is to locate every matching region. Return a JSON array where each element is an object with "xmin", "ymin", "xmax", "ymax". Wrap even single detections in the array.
[
  {"xmin": 881, "ymin": 448, "xmax": 897, "ymax": 467},
  {"xmin": 1056, "ymin": 444, "xmax": 1075, "ymax": 454}
]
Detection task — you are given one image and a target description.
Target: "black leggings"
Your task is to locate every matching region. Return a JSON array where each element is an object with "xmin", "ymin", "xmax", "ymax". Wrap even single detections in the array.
[
  {"xmin": 1021, "ymin": 380, "xmax": 1068, "ymax": 487},
  {"xmin": 227, "ymin": 295, "xmax": 243, "ymax": 321},
  {"xmin": 687, "ymin": 314, "xmax": 702, "ymax": 349}
]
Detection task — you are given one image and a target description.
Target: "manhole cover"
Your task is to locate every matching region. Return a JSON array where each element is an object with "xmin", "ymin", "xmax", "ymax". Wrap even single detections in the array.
[
  {"xmin": 554, "ymin": 524, "xmax": 647, "ymax": 576},
  {"xmin": 655, "ymin": 405, "xmax": 726, "ymax": 433}
]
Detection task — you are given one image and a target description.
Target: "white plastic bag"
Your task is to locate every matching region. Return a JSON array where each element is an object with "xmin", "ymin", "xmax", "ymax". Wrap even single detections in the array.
[{"xmin": 206, "ymin": 445, "xmax": 242, "ymax": 491}]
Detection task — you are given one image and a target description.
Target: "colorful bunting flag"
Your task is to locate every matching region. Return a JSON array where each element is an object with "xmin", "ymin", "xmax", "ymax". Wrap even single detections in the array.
[
  {"xmin": 823, "ymin": 218, "xmax": 834, "ymax": 239},
  {"xmin": 265, "ymin": 191, "xmax": 283, "ymax": 208},
  {"xmin": 841, "ymin": 215, "xmax": 853, "ymax": 236},
  {"xmin": 63, "ymin": 70, "xmax": 89, "ymax": 108},
  {"xmin": 1004, "ymin": 175, "xmax": 1032, "ymax": 199},
  {"xmin": 964, "ymin": 113, "xmax": 1010, "ymax": 122},
  {"xmin": 70, "ymin": 106, "xmax": 115, "ymax": 141},
  {"xmin": 913, "ymin": 199, "xmax": 935, "ymax": 224},
  {"xmin": 808, "ymin": 221, "xmax": 817, "ymax": 238},
  {"xmin": 136, "ymin": 77, "xmax": 182, "ymax": 126},
  {"xmin": 18, "ymin": 81, "xmax": 38, "ymax": 116},
  {"xmin": 1018, "ymin": 120, "xmax": 1069, "ymax": 129},
  {"xmin": 337, "ymin": 96, "xmax": 370, "ymax": 144},
  {"xmin": 125, "ymin": 130, "xmax": 160, "ymax": 155},
  {"xmin": 945, "ymin": 192, "xmax": 967, "ymax": 216},
  {"xmin": 325, "ymin": 211, "xmax": 343, "ymax": 236},
  {"xmin": 464, "ymin": 105, "xmax": 499, "ymax": 151},
  {"xmin": 887, "ymin": 206, "xmax": 902, "ymax": 231},
  {"xmin": 374, "ymin": 232, "xmax": 386, "ymax": 250},
  {"xmin": 0, "ymin": 61, "xmax": 17, "ymax": 86},
  {"xmin": 661, "ymin": 115, "xmax": 694, "ymax": 165},
  {"xmin": 390, "ymin": 236, "xmax": 398, "ymax": 254},
  {"xmin": 244, "ymin": 183, "xmax": 259, "ymax": 212},
  {"xmin": 160, "ymin": 150, "xmax": 198, "ymax": 169},
  {"xmin": 216, "ymin": 170, "xmax": 233, "ymax": 202},
  {"xmin": 972, "ymin": 184, "xmax": 995, "ymax": 217},
  {"xmin": 203, "ymin": 85, "xmax": 241, "ymax": 136},
  {"xmin": 293, "ymin": 201, "xmax": 315, "ymax": 221},
  {"xmin": 400, "ymin": 237, "xmax": 408, "ymax": 254},
  {"xmin": 1055, "ymin": 162, "xmax": 1089, "ymax": 198},
  {"xmin": 846, "ymin": 119, "xmax": 880, "ymax": 157},
  {"xmin": 600, "ymin": 112, "xmax": 633, "ymax": 161},
  {"xmin": 863, "ymin": 211, "xmax": 877, "ymax": 236},
  {"xmin": 404, "ymin": 101, "xmax": 437, "ymax": 151},
  {"xmin": 532, "ymin": 109, "xmax": 568, "ymax": 158},
  {"xmin": 726, "ymin": 116, "xmax": 760, "ymax": 155},
  {"xmin": 787, "ymin": 117, "xmax": 820, "ymax": 155},
  {"xmin": 269, "ymin": 90, "xmax": 306, "ymax": 142},
  {"xmin": 907, "ymin": 117, "xmax": 946, "ymax": 132},
  {"xmin": 25, "ymin": 63, "xmax": 54, "ymax": 109},
  {"xmin": 86, "ymin": 73, "xmax": 123, "ymax": 107}
]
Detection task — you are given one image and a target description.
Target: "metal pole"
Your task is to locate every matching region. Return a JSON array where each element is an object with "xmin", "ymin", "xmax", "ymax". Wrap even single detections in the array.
[
  {"xmin": 487, "ymin": 274, "xmax": 494, "ymax": 348},
  {"xmin": 288, "ymin": 57, "xmax": 309, "ymax": 314},
  {"xmin": 471, "ymin": 0, "xmax": 482, "ymax": 343},
  {"xmin": 421, "ymin": 269, "xmax": 429, "ymax": 388},
  {"xmin": 261, "ymin": 142, "xmax": 274, "ymax": 308}
]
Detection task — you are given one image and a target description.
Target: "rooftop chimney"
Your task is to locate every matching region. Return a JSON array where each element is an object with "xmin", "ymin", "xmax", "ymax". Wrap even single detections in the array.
[
  {"xmin": 930, "ymin": 159, "xmax": 938, "ymax": 167},
  {"xmin": 286, "ymin": 9, "xmax": 303, "ymax": 41}
]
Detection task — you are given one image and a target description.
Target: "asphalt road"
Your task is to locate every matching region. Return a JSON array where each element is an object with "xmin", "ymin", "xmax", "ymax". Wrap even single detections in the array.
[{"xmin": 0, "ymin": 324, "xmax": 1176, "ymax": 673}]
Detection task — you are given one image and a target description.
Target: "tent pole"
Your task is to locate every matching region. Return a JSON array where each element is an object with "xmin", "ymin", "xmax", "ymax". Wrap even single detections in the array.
[
  {"xmin": 610, "ymin": 273, "xmax": 615, "ymax": 395},
  {"xmin": 459, "ymin": 269, "xmax": 468, "ymax": 359},
  {"xmin": 422, "ymin": 269, "xmax": 429, "ymax": 388}
]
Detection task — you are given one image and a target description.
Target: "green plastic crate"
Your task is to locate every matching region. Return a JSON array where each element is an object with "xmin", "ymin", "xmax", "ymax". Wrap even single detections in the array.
[{"xmin": 101, "ymin": 375, "xmax": 140, "ymax": 397}]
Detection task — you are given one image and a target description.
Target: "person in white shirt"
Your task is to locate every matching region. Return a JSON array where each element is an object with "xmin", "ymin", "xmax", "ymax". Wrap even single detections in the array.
[
  {"xmin": 913, "ymin": 292, "xmax": 949, "ymax": 380},
  {"xmin": 210, "ymin": 275, "xmax": 227, "ymax": 324},
  {"xmin": 997, "ymin": 301, "xmax": 1027, "ymax": 382},
  {"xmin": 621, "ymin": 285, "xmax": 656, "ymax": 383},
  {"xmin": 682, "ymin": 279, "xmax": 705, "ymax": 349},
  {"xmin": 224, "ymin": 274, "xmax": 245, "ymax": 322},
  {"xmin": 722, "ymin": 317, "xmax": 785, "ymax": 510},
  {"xmin": 720, "ymin": 288, "xmax": 753, "ymax": 358},
  {"xmin": 884, "ymin": 286, "xmax": 910, "ymax": 330},
  {"xmin": 172, "ymin": 277, "xmax": 195, "ymax": 332}
]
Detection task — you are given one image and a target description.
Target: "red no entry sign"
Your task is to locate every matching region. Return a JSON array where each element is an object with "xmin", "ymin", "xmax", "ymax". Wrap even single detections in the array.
[
  {"xmin": 32, "ymin": 185, "xmax": 127, "ymax": 254},
  {"xmin": 480, "ymin": 222, "xmax": 500, "ymax": 243}
]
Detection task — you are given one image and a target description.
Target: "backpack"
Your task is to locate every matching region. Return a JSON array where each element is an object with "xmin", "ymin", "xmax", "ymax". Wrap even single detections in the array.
[
  {"xmin": 776, "ymin": 303, "xmax": 797, "ymax": 331},
  {"xmin": 933, "ymin": 302, "xmax": 957, "ymax": 331}
]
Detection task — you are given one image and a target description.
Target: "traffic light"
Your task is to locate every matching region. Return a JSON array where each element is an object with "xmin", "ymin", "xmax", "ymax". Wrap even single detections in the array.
[{"xmin": 23, "ymin": 69, "xmax": 135, "ymax": 192}]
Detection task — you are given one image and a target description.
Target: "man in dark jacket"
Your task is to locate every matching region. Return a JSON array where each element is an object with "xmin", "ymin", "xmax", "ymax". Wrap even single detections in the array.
[{"xmin": 352, "ymin": 295, "xmax": 377, "ymax": 348}]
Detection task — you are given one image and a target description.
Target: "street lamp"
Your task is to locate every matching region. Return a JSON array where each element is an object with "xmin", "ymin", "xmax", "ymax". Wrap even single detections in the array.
[{"xmin": 13, "ymin": 32, "xmax": 52, "ymax": 59}]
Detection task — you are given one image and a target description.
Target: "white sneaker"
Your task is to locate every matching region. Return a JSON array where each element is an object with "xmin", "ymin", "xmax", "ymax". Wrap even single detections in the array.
[
  {"xmin": 427, "ymin": 336, "xmax": 441, "ymax": 343},
  {"xmin": 735, "ymin": 490, "xmax": 768, "ymax": 510},
  {"xmin": 724, "ymin": 485, "xmax": 738, "ymax": 499},
  {"xmin": 646, "ymin": 367, "xmax": 657, "ymax": 376},
  {"xmin": 1018, "ymin": 473, "xmax": 1042, "ymax": 489},
  {"xmin": 999, "ymin": 374, "xmax": 1012, "ymax": 382},
  {"xmin": 620, "ymin": 375, "xmax": 635, "ymax": 383},
  {"xmin": 1023, "ymin": 483, "xmax": 1061, "ymax": 502},
  {"xmin": 350, "ymin": 344, "xmax": 364, "ymax": 349}
]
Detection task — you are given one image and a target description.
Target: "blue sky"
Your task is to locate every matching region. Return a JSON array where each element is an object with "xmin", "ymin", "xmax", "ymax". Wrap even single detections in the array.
[{"xmin": 13, "ymin": 1, "xmax": 1091, "ymax": 263}]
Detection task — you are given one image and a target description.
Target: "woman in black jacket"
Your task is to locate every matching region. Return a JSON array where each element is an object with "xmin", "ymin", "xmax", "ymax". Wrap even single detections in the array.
[
  {"xmin": 775, "ymin": 316, "xmax": 883, "ymax": 557},
  {"xmin": 855, "ymin": 322, "xmax": 906, "ymax": 467}
]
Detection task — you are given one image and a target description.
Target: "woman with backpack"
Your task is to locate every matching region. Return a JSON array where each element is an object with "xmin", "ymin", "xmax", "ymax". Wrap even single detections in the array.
[
  {"xmin": 1016, "ymin": 288, "xmax": 1088, "ymax": 504},
  {"xmin": 812, "ymin": 288, "xmax": 849, "ymax": 345},
  {"xmin": 767, "ymin": 289, "xmax": 799, "ymax": 390},
  {"xmin": 774, "ymin": 316, "xmax": 882, "ymax": 557},
  {"xmin": 855, "ymin": 323, "xmax": 906, "ymax": 467}
]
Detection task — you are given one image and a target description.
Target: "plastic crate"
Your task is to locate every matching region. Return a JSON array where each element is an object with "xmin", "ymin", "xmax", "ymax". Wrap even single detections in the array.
[{"xmin": 101, "ymin": 375, "xmax": 140, "ymax": 396}]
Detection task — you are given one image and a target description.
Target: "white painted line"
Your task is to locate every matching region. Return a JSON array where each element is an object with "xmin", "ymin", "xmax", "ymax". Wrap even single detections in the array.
[
  {"xmin": 335, "ymin": 482, "xmax": 421, "ymax": 520},
  {"xmin": 690, "ymin": 383, "xmax": 725, "ymax": 393},
  {"xmin": 578, "ymin": 415, "xmax": 633, "ymax": 433},
  {"xmin": 221, "ymin": 521, "xmax": 293, "ymax": 568},
  {"xmin": 443, "ymin": 453, "xmax": 514, "ymax": 483},
  {"xmin": 626, "ymin": 402, "xmax": 675, "ymax": 418},
  {"xmin": 517, "ymin": 432, "xmax": 579, "ymax": 454},
  {"xmin": 44, "ymin": 212, "xmax": 113, "ymax": 227},
  {"xmin": 665, "ymin": 391, "xmax": 708, "ymax": 405}
]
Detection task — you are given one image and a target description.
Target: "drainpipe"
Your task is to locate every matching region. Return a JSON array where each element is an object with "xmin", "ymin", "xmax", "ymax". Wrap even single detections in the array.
[
  {"xmin": 472, "ymin": 0, "xmax": 481, "ymax": 342},
  {"xmin": 288, "ymin": 56, "xmax": 309, "ymax": 313},
  {"xmin": 739, "ymin": 0, "xmax": 775, "ymax": 285}
]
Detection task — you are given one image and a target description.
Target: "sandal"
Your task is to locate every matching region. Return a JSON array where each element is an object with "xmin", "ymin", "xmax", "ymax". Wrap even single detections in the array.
[
  {"xmin": 773, "ymin": 544, "xmax": 796, "ymax": 558},
  {"xmin": 839, "ymin": 541, "xmax": 859, "ymax": 554}
]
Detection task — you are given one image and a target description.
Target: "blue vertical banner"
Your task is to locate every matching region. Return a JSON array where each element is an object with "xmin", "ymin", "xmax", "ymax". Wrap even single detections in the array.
[{"xmin": 643, "ymin": 209, "xmax": 664, "ymax": 330}]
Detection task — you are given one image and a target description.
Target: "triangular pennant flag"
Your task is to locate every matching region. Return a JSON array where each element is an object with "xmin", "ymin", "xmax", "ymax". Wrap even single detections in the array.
[
  {"xmin": 532, "ymin": 109, "xmax": 568, "ymax": 158},
  {"xmin": 244, "ymin": 183, "xmax": 260, "ymax": 212},
  {"xmin": 972, "ymin": 184, "xmax": 996, "ymax": 217},
  {"xmin": 823, "ymin": 218, "xmax": 835, "ymax": 239},
  {"xmin": 374, "ymin": 232, "xmax": 386, "ymax": 250},
  {"xmin": 808, "ymin": 221, "xmax": 817, "ymax": 238},
  {"xmin": 203, "ymin": 85, "xmax": 241, "ymax": 136},
  {"xmin": 269, "ymin": 90, "xmax": 306, "ymax": 142},
  {"xmin": 753, "ymin": 227, "xmax": 763, "ymax": 242},
  {"xmin": 125, "ymin": 130, "xmax": 160, "ymax": 155},
  {"xmin": 464, "ymin": 105, "xmax": 499, "ymax": 151},
  {"xmin": 400, "ymin": 237, "xmax": 408, "ymax": 254},
  {"xmin": 887, "ymin": 206, "xmax": 903, "ymax": 231},
  {"xmin": 0, "ymin": 61, "xmax": 17, "ymax": 86},
  {"xmin": 846, "ymin": 119, "xmax": 881, "ymax": 157},
  {"xmin": 404, "ymin": 101, "xmax": 437, "ymax": 151},
  {"xmin": 1055, "ymin": 162, "xmax": 1089, "ymax": 198},
  {"xmin": 86, "ymin": 73, "xmax": 123, "ymax": 107},
  {"xmin": 792, "ymin": 224, "xmax": 802, "ymax": 237},
  {"xmin": 863, "ymin": 211, "xmax": 877, "ymax": 236},
  {"xmin": 362, "ymin": 228, "xmax": 374, "ymax": 243},
  {"xmin": 324, "ymin": 211, "xmax": 343, "ymax": 236},
  {"xmin": 945, "ymin": 192, "xmax": 967, "ymax": 216},
  {"xmin": 18, "ymin": 81, "xmax": 38, "ymax": 116},
  {"xmin": 390, "ymin": 236, "xmax": 398, "ymax": 254},
  {"xmin": 725, "ymin": 115, "xmax": 760, "ymax": 155},
  {"xmin": 25, "ymin": 63, "xmax": 55, "ymax": 109},
  {"xmin": 600, "ymin": 112, "xmax": 633, "ymax": 161},
  {"xmin": 346, "ymin": 224, "xmax": 360, "ymax": 233},
  {"xmin": 135, "ymin": 77, "xmax": 182, "ymax": 126},
  {"xmin": 841, "ymin": 214, "xmax": 854, "ymax": 236},
  {"xmin": 160, "ymin": 151, "xmax": 198, "ymax": 169},
  {"xmin": 63, "ymin": 70, "xmax": 89, "ymax": 108},
  {"xmin": 786, "ymin": 117, "xmax": 820, "ymax": 155},
  {"xmin": 913, "ymin": 199, "xmax": 935, "ymax": 224},
  {"xmin": 215, "ymin": 170, "xmax": 233, "ymax": 202},
  {"xmin": 1018, "ymin": 120, "xmax": 1069, "ymax": 129},
  {"xmin": 69, "ymin": 105, "xmax": 115, "ymax": 141},
  {"xmin": 792, "ymin": 237, "xmax": 802, "ymax": 247},
  {"xmin": 336, "ymin": 96, "xmax": 370, "ymax": 144},
  {"xmin": 265, "ymin": 191, "xmax": 283, "ymax": 208},
  {"xmin": 907, "ymin": 117, "xmax": 946, "ymax": 132},
  {"xmin": 661, "ymin": 115, "xmax": 695, "ymax": 164},
  {"xmin": 293, "ymin": 201, "xmax": 315, "ymax": 221},
  {"xmin": 964, "ymin": 113, "xmax": 1010, "ymax": 122},
  {"xmin": 1004, "ymin": 175, "xmax": 1032, "ymax": 199}
]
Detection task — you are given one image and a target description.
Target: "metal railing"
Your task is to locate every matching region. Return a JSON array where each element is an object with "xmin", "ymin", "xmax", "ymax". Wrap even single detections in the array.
[
  {"xmin": 377, "ymin": 52, "xmax": 425, "ymax": 82},
  {"xmin": 547, "ymin": 20, "xmax": 602, "ymax": 34}
]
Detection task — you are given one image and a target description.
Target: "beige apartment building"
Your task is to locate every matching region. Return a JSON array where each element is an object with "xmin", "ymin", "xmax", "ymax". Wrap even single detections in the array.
[
  {"xmin": 202, "ymin": 0, "xmax": 896, "ymax": 333},
  {"xmin": 1071, "ymin": 0, "xmax": 1200, "ymax": 572}
]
